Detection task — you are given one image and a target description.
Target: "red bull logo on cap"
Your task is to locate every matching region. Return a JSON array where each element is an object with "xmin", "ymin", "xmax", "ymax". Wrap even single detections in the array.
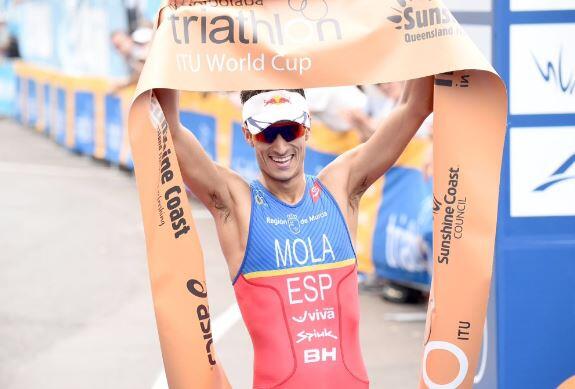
[{"xmin": 264, "ymin": 96, "xmax": 291, "ymax": 106}]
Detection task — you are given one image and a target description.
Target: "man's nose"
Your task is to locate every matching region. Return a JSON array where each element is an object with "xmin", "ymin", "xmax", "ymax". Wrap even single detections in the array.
[{"xmin": 270, "ymin": 134, "xmax": 290, "ymax": 152}]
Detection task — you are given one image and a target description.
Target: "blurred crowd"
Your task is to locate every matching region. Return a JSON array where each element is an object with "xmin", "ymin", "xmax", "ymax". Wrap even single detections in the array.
[
  {"xmin": 110, "ymin": 1, "xmax": 155, "ymax": 88},
  {"xmin": 0, "ymin": 0, "xmax": 157, "ymax": 80},
  {"xmin": 0, "ymin": 0, "xmax": 20, "ymax": 58}
]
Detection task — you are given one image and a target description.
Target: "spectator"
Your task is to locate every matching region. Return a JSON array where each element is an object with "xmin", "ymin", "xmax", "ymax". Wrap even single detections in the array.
[
  {"xmin": 365, "ymin": 82, "xmax": 404, "ymax": 121},
  {"xmin": 124, "ymin": 0, "xmax": 143, "ymax": 33},
  {"xmin": 345, "ymin": 82, "xmax": 403, "ymax": 139},
  {"xmin": 111, "ymin": 27, "xmax": 152, "ymax": 89},
  {"xmin": 0, "ymin": 0, "xmax": 20, "ymax": 58},
  {"xmin": 305, "ymin": 86, "xmax": 374, "ymax": 141},
  {"xmin": 124, "ymin": 0, "xmax": 158, "ymax": 31}
]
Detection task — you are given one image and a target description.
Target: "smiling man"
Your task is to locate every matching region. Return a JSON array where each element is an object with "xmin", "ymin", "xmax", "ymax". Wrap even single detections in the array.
[{"xmin": 155, "ymin": 77, "xmax": 432, "ymax": 388}]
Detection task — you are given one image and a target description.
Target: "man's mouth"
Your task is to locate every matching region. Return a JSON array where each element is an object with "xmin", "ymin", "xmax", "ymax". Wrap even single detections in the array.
[{"xmin": 269, "ymin": 154, "xmax": 294, "ymax": 168}]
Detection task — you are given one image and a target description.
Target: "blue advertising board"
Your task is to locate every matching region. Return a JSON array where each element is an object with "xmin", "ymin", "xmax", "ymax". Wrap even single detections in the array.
[
  {"xmin": 105, "ymin": 94, "xmax": 124, "ymax": 165},
  {"xmin": 74, "ymin": 91, "xmax": 95, "ymax": 155},
  {"xmin": 180, "ymin": 111, "xmax": 218, "ymax": 161},
  {"xmin": 43, "ymin": 83, "xmax": 51, "ymax": 135},
  {"xmin": 122, "ymin": 151, "xmax": 134, "ymax": 171},
  {"xmin": 469, "ymin": 1, "xmax": 575, "ymax": 388},
  {"xmin": 304, "ymin": 148, "xmax": 336, "ymax": 176},
  {"xmin": 372, "ymin": 167, "xmax": 433, "ymax": 288},
  {"xmin": 26, "ymin": 79, "xmax": 38, "ymax": 128},
  {"xmin": 230, "ymin": 122, "xmax": 259, "ymax": 181},
  {"xmin": 14, "ymin": 75, "xmax": 22, "ymax": 122},
  {"xmin": 0, "ymin": 61, "xmax": 16, "ymax": 116},
  {"xmin": 143, "ymin": 0, "xmax": 163, "ymax": 21},
  {"xmin": 11, "ymin": 0, "xmax": 129, "ymax": 78},
  {"xmin": 55, "ymin": 88, "xmax": 67, "ymax": 146}
]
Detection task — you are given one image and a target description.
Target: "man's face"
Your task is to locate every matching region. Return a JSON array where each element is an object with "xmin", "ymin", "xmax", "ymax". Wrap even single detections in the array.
[{"xmin": 245, "ymin": 123, "xmax": 309, "ymax": 182}]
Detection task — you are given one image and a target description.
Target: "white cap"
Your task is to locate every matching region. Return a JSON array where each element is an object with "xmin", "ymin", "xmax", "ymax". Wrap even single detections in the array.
[
  {"xmin": 132, "ymin": 27, "xmax": 153, "ymax": 45},
  {"xmin": 242, "ymin": 90, "xmax": 311, "ymax": 135}
]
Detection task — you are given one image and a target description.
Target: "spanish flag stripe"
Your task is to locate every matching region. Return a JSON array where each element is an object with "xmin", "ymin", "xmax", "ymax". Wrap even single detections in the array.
[{"xmin": 243, "ymin": 258, "xmax": 356, "ymax": 279}]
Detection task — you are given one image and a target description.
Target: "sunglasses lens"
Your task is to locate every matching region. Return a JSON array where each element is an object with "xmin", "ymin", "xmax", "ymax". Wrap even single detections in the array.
[
  {"xmin": 282, "ymin": 124, "xmax": 306, "ymax": 142},
  {"xmin": 255, "ymin": 123, "xmax": 305, "ymax": 144},
  {"xmin": 254, "ymin": 131, "xmax": 275, "ymax": 143}
]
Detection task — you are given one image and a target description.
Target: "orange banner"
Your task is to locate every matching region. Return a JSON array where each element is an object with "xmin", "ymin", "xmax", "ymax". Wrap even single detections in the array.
[{"xmin": 128, "ymin": 1, "xmax": 507, "ymax": 388}]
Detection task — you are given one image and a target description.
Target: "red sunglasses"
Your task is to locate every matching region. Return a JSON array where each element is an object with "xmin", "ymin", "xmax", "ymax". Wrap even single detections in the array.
[{"xmin": 253, "ymin": 122, "xmax": 307, "ymax": 144}]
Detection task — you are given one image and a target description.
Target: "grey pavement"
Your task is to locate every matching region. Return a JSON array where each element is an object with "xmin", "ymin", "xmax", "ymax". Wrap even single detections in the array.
[{"xmin": 0, "ymin": 118, "xmax": 426, "ymax": 388}]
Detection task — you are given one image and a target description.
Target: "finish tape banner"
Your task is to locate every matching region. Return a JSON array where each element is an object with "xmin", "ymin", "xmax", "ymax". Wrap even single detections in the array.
[{"xmin": 128, "ymin": 1, "xmax": 507, "ymax": 388}]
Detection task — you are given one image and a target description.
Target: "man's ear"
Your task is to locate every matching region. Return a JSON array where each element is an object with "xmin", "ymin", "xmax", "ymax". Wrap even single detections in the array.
[
  {"xmin": 243, "ymin": 126, "xmax": 254, "ymax": 147},
  {"xmin": 305, "ymin": 127, "xmax": 311, "ymax": 141}
]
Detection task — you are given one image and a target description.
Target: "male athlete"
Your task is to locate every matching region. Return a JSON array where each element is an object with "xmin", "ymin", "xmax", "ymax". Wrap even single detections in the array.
[
  {"xmin": 159, "ymin": 4, "xmax": 432, "ymax": 384},
  {"xmin": 155, "ymin": 75, "xmax": 432, "ymax": 387}
]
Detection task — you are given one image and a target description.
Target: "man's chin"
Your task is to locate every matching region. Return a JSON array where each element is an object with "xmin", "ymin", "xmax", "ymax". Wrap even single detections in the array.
[{"xmin": 264, "ymin": 167, "xmax": 300, "ymax": 182}]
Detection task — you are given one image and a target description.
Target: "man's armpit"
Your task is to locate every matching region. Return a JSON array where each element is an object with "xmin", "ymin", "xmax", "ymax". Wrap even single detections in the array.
[
  {"xmin": 209, "ymin": 191, "xmax": 232, "ymax": 223},
  {"xmin": 349, "ymin": 174, "xmax": 369, "ymax": 208}
]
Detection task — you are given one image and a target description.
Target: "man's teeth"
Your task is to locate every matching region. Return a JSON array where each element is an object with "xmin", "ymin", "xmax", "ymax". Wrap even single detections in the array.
[{"xmin": 271, "ymin": 155, "xmax": 292, "ymax": 163}]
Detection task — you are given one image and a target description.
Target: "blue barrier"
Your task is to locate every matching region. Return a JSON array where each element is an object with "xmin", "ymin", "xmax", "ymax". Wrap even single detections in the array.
[
  {"xmin": 304, "ymin": 148, "xmax": 337, "ymax": 176},
  {"xmin": 180, "ymin": 111, "xmax": 218, "ymax": 161},
  {"xmin": 26, "ymin": 79, "xmax": 38, "ymax": 128},
  {"xmin": 105, "ymin": 94, "xmax": 124, "ymax": 165},
  {"xmin": 0, "ymin": 61, "xmax": 16, "ymax": 116},
  {"xmin": 498, "ymin": 245, "xmax": 575, "ymax": 388},
  {"xmin": 230, "ymin": 122, "xmax": 259, "ymax": 181},
  {"xmin": 123, "ymin": 151, "xmax": 134, "ymax": 170},
  {"xmin": 43, "ymin": 83, "xmax": 51, "ymax": 135},
  {"xmin": 14, "ymin": 75, "xmax": 22, "ymax": 121},
  {"xmin": 468, "ymin": 2, "xmax": 575, "ymax": 388},
  {"xmin": 372, "ymin": 167, "xmax": 432, "ymax": 288},
  {"xmin": 55, "ymin": 88, "xmax": 67, "ymax": 145},
  {"xmin": 74, "ymin": 91, "xmax": 95, "ymax": 155}
]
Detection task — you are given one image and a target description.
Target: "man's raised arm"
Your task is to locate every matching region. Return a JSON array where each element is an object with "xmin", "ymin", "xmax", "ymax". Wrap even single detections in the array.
[
  {"xmin": 153, "ymin": 89, "xmax": 236, "ymax": 217},
  {"xmin": 325, "ymin": 77, "xmax": 434, "ymax": 200}
]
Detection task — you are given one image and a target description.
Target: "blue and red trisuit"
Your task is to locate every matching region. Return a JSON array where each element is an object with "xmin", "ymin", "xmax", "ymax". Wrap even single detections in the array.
[{"xmin": 233, "ymin": 175, "xmax": 369, "ymax": 388}]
